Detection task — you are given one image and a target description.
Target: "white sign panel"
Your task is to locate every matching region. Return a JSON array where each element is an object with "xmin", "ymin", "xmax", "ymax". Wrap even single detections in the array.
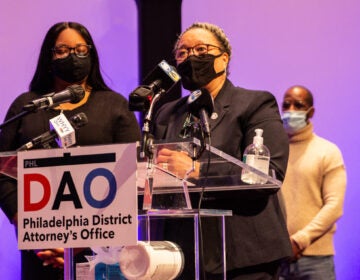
[{"xmin": 17, "ymin": 143, "xmax": 137, "ymax": 250}]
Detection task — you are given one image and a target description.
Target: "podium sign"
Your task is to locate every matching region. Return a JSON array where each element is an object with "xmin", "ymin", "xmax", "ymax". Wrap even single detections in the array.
[{"xmin": 17, "ymin": 143, "xmax": 137, "ymax": 250}]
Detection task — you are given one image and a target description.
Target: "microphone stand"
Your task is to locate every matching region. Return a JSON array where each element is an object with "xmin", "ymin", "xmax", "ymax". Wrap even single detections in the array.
[
  {"xmin": 0, "ymin": 107, "xmax": 37, "ymax": 129},
  {"xmin": 140, "ymin": 89, "xmax": 164, "ymax": 160},
  {"xmin": 140, "ymin": 89, "xmax": 164, "ymax": 210}
]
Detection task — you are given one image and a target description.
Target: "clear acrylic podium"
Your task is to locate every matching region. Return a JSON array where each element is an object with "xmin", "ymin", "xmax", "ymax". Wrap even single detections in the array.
[
  {"xmin": 0, "ymin": 138, "xmax": 281, "ymax": 280},
  {"xmin": 136, "ymin": 138, "xmax": 281, "ymax": 280}
]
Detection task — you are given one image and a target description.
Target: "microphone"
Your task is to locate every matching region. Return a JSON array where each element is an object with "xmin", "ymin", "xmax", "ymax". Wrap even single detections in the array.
[
  {"xmin": 187, "ymin": 88, "xmax": 214, "ymax": 137},
  {"xmin": 17, "ymin": 112, "xmax": 88, "ymax": 151},
  {"xmin": 129, "ymin": 60, "xmax": 181, "ymax": 111},
  {"xmin": 23, "ymin": 84, "xmax": 85, "ymax": 111}
]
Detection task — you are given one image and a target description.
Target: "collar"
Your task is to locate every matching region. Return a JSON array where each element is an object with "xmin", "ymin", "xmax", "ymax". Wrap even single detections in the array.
[
  {"xmin": 288, "ymin": 122, "xmax": 314, "ymax": 143},
  {"xmin": 213, "ymin": 79, "xmax": 233, "ymax": 105}
]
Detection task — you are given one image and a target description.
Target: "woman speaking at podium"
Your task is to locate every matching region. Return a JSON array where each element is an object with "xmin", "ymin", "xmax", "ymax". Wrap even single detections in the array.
[{"xmin": 152, "ymin": 22, "xmax": 292, "ymax": 280}]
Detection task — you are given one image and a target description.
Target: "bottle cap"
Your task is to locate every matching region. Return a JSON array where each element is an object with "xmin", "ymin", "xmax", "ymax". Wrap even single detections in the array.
[{"xmin": 253, "ymin": 128, "xmax": 264, "ymax": 146}]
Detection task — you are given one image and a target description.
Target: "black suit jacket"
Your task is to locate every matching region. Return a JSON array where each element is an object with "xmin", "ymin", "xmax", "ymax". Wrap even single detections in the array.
[{"xmin": 152, "ymin": 79, "xmax": 292, "ymax": 271}]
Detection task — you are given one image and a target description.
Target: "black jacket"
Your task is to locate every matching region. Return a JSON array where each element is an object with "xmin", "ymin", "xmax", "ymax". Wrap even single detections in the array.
[{"xmin": 152, "ymin": 79, "xmax": 292, "ymax": 270}]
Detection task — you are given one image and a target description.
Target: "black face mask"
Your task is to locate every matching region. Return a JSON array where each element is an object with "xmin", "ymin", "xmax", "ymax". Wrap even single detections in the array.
[
  {"xmin": 51, "ymin": 54, "xmax": 91, "ymax": 83},
  {"xmin": 176, "ymin": 54, "xmax": 225, "ymax": 91}
]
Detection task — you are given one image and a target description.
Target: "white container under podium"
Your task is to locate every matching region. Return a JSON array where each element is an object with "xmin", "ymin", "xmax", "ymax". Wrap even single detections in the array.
[{"xmin": 0, "ymin": 138, "xmax": 281, "ymax": 280}]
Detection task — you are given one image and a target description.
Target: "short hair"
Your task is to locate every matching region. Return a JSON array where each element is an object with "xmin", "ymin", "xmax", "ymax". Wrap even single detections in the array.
[
  {"xmin": 292, "ymin": 85, "xmax": 314, "ymax": 107},
  {"xmin": 29, "ymin": 22, "xmax": 110, "ymax": 94}
]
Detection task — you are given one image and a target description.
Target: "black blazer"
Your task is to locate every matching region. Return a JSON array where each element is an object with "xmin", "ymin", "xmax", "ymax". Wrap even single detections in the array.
[{"xmin": 152, "ymin": 79, "xmax": 292, "ymax": 270}]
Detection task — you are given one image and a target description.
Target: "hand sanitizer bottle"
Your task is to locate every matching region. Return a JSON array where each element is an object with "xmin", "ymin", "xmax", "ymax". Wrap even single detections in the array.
[{"xmin": 241, "ymin": 128, "xmax": 270, "ymax": 184}]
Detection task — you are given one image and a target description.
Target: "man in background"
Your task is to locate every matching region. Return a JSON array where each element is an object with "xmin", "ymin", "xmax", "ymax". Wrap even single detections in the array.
[{"xmin": 280, "ymin": 85, "xmax": 346, "ymax": 280}]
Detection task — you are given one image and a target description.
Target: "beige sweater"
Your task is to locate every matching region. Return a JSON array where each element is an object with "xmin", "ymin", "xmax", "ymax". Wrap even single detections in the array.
[{"xmin": 282, "ymin": 122, "xmax": 346, "ymax": 255}]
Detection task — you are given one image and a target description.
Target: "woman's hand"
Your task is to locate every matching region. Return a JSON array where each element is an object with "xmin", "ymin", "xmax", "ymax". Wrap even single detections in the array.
[
  {"xmin": 35, "ymin": 248, "xmax": 64, "ymax": 268},
  {"xmin": 156, "ymin": 148, "xmax": 200, "ymax": 179}
]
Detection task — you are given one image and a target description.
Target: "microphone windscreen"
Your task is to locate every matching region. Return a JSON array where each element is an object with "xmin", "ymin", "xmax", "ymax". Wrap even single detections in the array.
[
  {"xmin": 187, "ymin": 88, "xmax": 214, "ymax": 118},
  {"xmin": 68, "ymin": 85, "xmax": 85, "ymax": 103},
  {"xmin": 129, "ymin": 86, "xmax": 153, "ymax": 112},
  {"xmin": 69, "ymin": 112, "xmax": 88, "ymax": 129}
]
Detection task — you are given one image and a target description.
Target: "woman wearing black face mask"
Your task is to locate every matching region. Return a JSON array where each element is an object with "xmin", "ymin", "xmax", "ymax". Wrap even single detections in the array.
[
  {"xmin": 0, "ymin": 22, "xmax": 141, "ymax": 280},
  {"xmin": 152, "ymin": 22, "xmax": 292, "ymax": 279}
]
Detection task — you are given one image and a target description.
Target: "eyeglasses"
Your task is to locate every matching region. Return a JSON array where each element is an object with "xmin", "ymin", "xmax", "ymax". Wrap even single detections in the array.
[
  {"xmin": 282, "ymin": 100, "xmax": 309, "ymax": 110},
  {"xmin": 174, "ymin": 44, "xmax": 223, "ymax": 62},
  {"xmin": 52, "ymin": 44, "xmax": 92, "ymax": 59}
]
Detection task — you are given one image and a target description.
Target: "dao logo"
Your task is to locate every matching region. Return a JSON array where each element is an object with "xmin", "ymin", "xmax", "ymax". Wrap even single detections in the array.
[
  {"xmin": 22, "ymin": 152, "xmax": 117, "ymax": 211},
  {"xmin": 23, "ymin": 168, "xmax": 116, "ymax": 211}
]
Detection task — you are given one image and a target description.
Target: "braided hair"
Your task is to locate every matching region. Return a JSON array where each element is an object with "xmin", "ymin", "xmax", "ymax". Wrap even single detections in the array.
[{"xmin": 174, "ymin": 22, "xmax": 232, "ymax": 72}]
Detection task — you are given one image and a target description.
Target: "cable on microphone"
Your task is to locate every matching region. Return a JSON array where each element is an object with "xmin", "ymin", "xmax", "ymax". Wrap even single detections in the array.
[{"xmin": 187, "ymin": 88, "xmax": 214, "ymax": 137}]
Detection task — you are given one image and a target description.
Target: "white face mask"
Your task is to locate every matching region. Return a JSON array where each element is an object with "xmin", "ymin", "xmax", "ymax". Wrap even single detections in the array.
[{"xmin": 281, "ymin": 110, "xmax": 308, "ymax": 134}]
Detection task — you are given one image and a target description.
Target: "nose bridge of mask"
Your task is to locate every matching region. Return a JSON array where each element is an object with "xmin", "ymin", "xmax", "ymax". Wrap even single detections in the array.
[
  {"xmin": 283, "ymin": 107, "xmax": 311, "ymax": 116},
  {"xmin": 281, "ymin": 110, "xmax": 306, "ymax": 122}
]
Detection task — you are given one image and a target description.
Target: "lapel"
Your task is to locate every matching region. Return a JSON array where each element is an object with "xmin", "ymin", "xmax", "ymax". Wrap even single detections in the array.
[
  {"xmin": 155, "ymin": 80, "xmax": 234, "ymax": 138},
  {"xmin": 209, "ymin": 79, "xmax": 233, "ymax": 131}
]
